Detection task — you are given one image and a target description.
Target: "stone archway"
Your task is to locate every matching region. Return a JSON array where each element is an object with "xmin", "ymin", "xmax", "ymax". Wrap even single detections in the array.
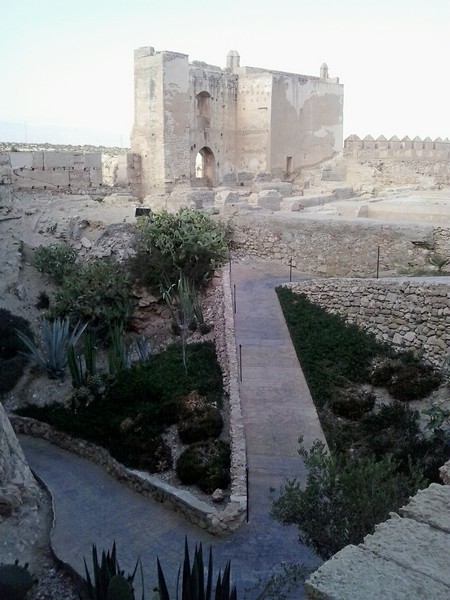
[{"xmin": 195, "ymin": 146, "xmax": 215, "ymax": 187}]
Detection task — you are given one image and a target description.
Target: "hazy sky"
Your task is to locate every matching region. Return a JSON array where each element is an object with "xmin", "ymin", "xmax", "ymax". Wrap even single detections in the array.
[{"xmin": 1, "ymin": 0, "xmax": 449, "ymax": 146}]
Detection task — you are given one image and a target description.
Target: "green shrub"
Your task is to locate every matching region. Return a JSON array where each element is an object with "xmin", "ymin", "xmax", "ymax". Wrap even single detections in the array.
[
  {"xmin": 388, "ymin": 362, "xmax": 442, "ymax": 401},
  {"xmin": 0, "ymin": 309, "xmax": 33, "ymax": 394},
  {"xmin": 329, "ymin": 386, "xmax": 376, "ymax": 420},
  {"xmin": 177, "ymin": 405, "xmax": 223, "ymax": 444},
  {"xmin": 0, "ymin": 560, "xmax": 34, "ymax": 600},
  {"xmin": 50, "ymin": 258, "xmax": 131, "ymax": 333},
  {"xmin": 271, "ymin": 439, "xmax": 426, "ymax": 559},
  {"xmin": 176, "ymin": 439, "xmax": 231, "ymax": 493},
  {"xmin": 369, "ymin": 356, "xmax": 443, "ymax": 400},
  {"xmin": 31, "ymin": 242, "xmax": 77, "ymax": 283},
  {"xmin": 118, "ymin": 422, "xmax": 173, "ymax": 473},
  {"xmin": 130, "ymin": 208, "xmax": 228, "ymax": 289}
]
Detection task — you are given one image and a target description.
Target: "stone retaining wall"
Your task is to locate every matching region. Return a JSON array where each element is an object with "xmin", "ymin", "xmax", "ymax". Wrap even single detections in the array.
[
  {"xmin": 285, "ymin": 278, "xmax": 450, "ymax": 365},
  {"xmin": 11, "ymin": 267, "xmax": 247, "ymax": 535},
  {"xmin": 231, "ymin": 212, "xmax": 450, "ymax": 277}
]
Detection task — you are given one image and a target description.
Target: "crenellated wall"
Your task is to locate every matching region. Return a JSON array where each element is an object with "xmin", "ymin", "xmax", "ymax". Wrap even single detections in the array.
[{"xmin": 344, "ymin": 134, "xmax": 450, "ymax": 161}]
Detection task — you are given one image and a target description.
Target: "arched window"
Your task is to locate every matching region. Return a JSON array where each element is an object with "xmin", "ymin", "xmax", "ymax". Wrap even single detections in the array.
[{"xmin": 196, "ymin": 91, "xmax": 211, "ymax": 128}]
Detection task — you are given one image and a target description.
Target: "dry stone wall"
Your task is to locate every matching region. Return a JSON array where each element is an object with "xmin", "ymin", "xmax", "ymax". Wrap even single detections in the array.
[
  {"xmin": 285, "ymin": 277, "xmax": 450, "ymax": 365},
  {"xmin": 231, "ymin": 212, "xmax": 450, "ymax": 277}
]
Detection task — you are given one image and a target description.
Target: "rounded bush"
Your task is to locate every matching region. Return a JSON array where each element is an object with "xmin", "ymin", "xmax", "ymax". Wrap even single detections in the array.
[
  {"xmin": 368, "ymin": 357, "xmax": 401, "ymax": 387},
  {"xmin": 178, "ymin": 406, "xmax": 223, "ymax": 443},
  {"xmin": 388, "ymin": 363, "xmax": 442, "ymax": 401},
  {"xmin": 330, "ymin": 387, "xmax": 376, "ymax": 420},
  {"xmin": 176, "ymin": 439, "xmax": 230, "ymax": 493},
  {"xmin": 118, "ymin": 416, "xmax": 173, "ymax": 472}
]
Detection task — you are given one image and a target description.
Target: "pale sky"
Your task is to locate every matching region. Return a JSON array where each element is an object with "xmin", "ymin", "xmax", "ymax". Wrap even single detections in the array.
[{"xmin": 1, "ymin": 0, "xmax": 449, "ymax": 146}]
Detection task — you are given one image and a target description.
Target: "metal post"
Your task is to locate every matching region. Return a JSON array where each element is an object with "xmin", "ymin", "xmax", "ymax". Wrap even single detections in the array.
[
  {"xmin": 246, "ymin": 466, "xmax": 249, "ymax": 523},
  {"xmin": 376, "ymin": 246, "xmax": 380, "ymax": 279},
  {"xmin": 239, "ymin": 344, "xmax": 242, "ymax": 382},
  {"xmin": 289, "ymin": 257, "xmax": 293, "ymax": 282}
]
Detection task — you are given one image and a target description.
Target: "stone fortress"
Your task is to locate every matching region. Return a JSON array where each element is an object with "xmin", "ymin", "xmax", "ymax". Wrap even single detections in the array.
[{"xmin": 130, "ymin": 48, "xmax": 343, "ymax": 193}]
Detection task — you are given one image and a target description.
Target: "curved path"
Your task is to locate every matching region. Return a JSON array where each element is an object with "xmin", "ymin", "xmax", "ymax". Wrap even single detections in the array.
[{"xmin": 21, "ymin": 260, "xmax": 326, "ymax": 598}]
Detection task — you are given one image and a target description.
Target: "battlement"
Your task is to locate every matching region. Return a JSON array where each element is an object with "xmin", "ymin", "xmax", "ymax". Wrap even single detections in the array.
[{"xmin": 344, "ymin": 135, "xmax": 450, "ymax": 161}]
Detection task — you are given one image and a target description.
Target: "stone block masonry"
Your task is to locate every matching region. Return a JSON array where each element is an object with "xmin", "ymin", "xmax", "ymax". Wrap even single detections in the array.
[
  {"xmin": 285, "ymin": 277, "xmax": 450, "ymax": 366},
  {"xmin": 231, "ymin": 212, "xmax": 450, "ymax": 277},
  {"xmin": 0, "ymin": 151, "xmax": 136, "ymax": 193}
]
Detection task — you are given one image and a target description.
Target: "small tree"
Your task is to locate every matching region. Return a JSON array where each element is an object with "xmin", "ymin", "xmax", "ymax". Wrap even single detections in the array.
[
  {"xmin": 130, "ymin": 208, "xmax": 229, "ymax": 290},
  {"xmin": 271, "ymin": 438, "xmax": 426, "ymax": 559}
]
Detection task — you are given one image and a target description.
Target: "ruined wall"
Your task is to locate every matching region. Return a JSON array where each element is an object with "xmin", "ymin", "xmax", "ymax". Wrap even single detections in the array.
[
  {"xmin": 189, "ymin": 63, "xmax": 238, "ymax": 186},
  {"xmin": 231, "ymin": 213, "xmax": 450, "ymax": 277},
  {"xmin": 286, "ymin": 278, "xmax": 450, "ymax": 365},
  {"xmin": 269, "ymin": 74, "xmax": 343, "ymax": 176},
  {"xmin": 235, "ymin": 72, "xmax": 272, "ymax": 173},
  {"xmin": 0, "ymin": 151, "xmax": 134, "ymax": 193}
]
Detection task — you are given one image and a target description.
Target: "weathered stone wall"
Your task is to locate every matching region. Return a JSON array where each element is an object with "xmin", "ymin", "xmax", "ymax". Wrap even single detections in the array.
[
  {"xmin": 285, "ymin": 277, "xmax": 450, "ymax": 365},
  {"xmin": 0, "ymin": 151, "xmax": 134, "ymax": 193},
  {"xmin": 231, "ymin": 212, "xmax": 450, "ymax": 277}
]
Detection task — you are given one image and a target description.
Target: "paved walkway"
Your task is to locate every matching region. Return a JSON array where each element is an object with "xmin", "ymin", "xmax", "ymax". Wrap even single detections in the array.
[{"xmin": 21, "ymin": 260, "xmax": 326, "ymax": 598}]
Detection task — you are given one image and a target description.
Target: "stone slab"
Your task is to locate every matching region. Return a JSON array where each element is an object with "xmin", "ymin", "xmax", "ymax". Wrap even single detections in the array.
[
  {"xmin": 363, "ymin": 514, "xmax": 450, "ymax": 586},
  {"xmin": 400, "ymin": 483, "xmax": 450, "ymax": 532},
  {"xmin": 305, "ymin": 544, "xmax": 450, "ymax": 600}
]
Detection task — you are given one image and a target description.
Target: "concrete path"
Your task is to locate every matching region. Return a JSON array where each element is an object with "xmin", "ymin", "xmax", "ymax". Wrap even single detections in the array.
[{"xmin": 21, "ymin": 259, "xmax": 326, "ymax": 598}]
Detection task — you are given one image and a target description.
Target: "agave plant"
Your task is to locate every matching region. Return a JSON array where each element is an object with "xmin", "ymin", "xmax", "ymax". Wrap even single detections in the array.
[
  {"xmin": 16, "ymin": 317, "xmax": 86, "ymax": 379},
  {"xmin": 81, "ymin": 543, "xmax": 143, "ymax": 600},
  {"xmin": 107, "ymin": 323, "xmax": 132, "ymax": 376},
  {"xmin": 67, "ymin": 330, "xmax": 98, "ymax": 388},
  {"xmin": 135, "ymin": 333, "xmax": 157, "ymax": 362},
  {"xmin": 156, "ymin": 538, "xmax": 237, "ymax": 600}
]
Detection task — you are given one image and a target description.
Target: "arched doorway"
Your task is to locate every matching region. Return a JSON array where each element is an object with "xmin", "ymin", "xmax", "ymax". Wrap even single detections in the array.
[{"xmin": 195, "ymin": 146, "xmax": 215, "ymax": 187}]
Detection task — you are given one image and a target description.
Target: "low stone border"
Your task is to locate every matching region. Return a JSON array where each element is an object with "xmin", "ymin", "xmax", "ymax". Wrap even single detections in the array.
[{"xmin": 11, "ymin": 267, "xmax": 247, "ymax": 536}]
